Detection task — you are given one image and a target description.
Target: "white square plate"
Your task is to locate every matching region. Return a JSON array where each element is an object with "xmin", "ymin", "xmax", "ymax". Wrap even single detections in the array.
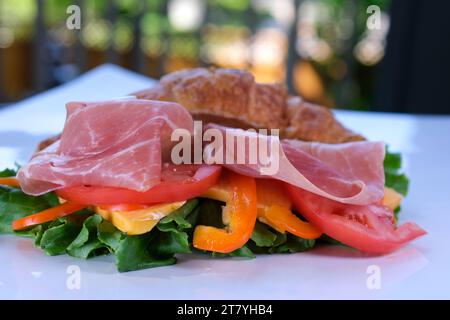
[{"xmin": 0, "ymin": 65, "xmax": 448, "ymax": 299}]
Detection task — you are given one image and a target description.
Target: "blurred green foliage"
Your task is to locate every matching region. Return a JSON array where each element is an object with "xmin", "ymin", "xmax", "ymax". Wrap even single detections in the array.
[{"xmin": 0, "ymin": 0, "xmax": 391, "ymax": 109}]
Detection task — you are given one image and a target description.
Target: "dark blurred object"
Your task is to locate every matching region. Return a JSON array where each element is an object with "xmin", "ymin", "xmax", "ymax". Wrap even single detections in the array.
[{"xmin": 375, "ymin": 0, "xmax": 450, "ymax": 114}]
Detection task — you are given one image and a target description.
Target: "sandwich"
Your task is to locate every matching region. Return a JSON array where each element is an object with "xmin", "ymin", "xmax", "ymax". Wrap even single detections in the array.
[{"xmin": 0, "ymin": 68, "xmax": 425, "ymax": 272}]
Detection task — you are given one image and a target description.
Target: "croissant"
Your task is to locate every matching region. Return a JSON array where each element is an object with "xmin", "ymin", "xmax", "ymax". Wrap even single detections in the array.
[{"xmin": 134, "ymin": 67, "xmax": 363, "ymax": 143}]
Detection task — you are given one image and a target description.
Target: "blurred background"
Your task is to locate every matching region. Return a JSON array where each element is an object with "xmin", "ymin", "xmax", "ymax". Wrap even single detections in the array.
[{"xmin": 0, "ymin": 0, "xmax": 449, "ymax": 113}]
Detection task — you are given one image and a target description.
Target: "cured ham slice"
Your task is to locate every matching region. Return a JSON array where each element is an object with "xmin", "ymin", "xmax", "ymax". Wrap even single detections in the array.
[
  {"xmin": 202, "ymin": 124, "xmax": 385, "ymax": 206},
  {"xmin": 18, "ymin": 99, "xmax": 193, "ymax": 195},
  {"xmin": 19, "ymin": 99, "xmax": 385, "ymax": 207},
  {"xmin": 282, "ymin": 139, "xmax": 385, "ymax": 204}
]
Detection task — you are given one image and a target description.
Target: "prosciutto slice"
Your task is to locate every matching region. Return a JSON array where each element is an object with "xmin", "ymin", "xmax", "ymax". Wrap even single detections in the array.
[
  {"xmin": 18, "ymin": 99, "xmax": 193, "ymax": 195},
  {"xmin": 19, "ymin": 99, "xmax": 385, "ymax": 206},
  {"xmin": 202, "ymin": 124, "xmax": 385, "ymax": 205}
]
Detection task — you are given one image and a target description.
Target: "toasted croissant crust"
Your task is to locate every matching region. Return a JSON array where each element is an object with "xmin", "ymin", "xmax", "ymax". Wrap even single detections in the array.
[
  {"xmin": 134, "ymin": 68, "xmax": 363, "ymax": 144},
  {"xmin": 38, "ymin": 68, "xmax": 363, "ymax": 152},
  {"xmin": 285, "ymin": 97, "xmax": 364, "ymax": 143},
  {"xmin": 134, "ymin": 68, "xmax": 288, "ymax": 131}
]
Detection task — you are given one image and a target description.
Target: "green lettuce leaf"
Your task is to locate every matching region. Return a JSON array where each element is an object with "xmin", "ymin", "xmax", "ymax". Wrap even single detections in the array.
[
  {"xmin": 0, "ymin": 168, "xmax": 17, "ymax": 178},
  {"xmin": 98, "ymin": 220, "xmax": 123, "ymax": 252},
  {"xmin": 270, "ymin": 235, "xmax": 316, "ymax": 253},
  {"xmin": 39, "ymin": 218, "xmax": 84, "ymax": 256},
  {"xmin": 248, "ymin": 221, "xmax": 315, "ymax": 254},
  {"xmin": 115, "ymin": 233, "xmax": 176, "ymax": 272},
  {"xmin": 211, "ymin": 245, "xmax": 255, "ymax": 258},
  {"xmin": 384, "ymin": 148, "xmax": 410, "ymax": 220},
  {"xmin": 159, "ymin": 199, "xmax": 199, "ymax": 229},
  {"xmin": 148, "ymin": 226, "xmax": 191, "ymax": 256},
  {"xmin": 251, "ymin": 220, "xmax": 277, "ymax": 247},
  {"xmin": 384, "ymin": 149, "xmax": 409, "ymax": 196},
  {"xmin": 66, "ymin": 214, "xmax": 111, "ymax": 259}
]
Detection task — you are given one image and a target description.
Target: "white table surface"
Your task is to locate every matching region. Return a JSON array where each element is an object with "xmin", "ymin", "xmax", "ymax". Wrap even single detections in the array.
[{"xmin": 0, "ymin": 64, "xmax": 449, "ymax": 300}]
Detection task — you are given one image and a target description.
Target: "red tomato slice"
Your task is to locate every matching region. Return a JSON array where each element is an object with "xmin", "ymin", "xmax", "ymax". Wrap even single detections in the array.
[
  {"xmin": 56, "ymin": 165, "xmax": 222, "ymax": 205},
  {"xmin": 286, "ymin": 184, "xmax": 426, "ymax": 254}
]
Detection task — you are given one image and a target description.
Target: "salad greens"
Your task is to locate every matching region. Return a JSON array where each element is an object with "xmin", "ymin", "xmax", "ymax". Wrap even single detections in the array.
[
  {"xmin": 13, "ymin": 199, "xmax": 200, "ymax": 272},
  {"xmin": 384, "ymin": 148, "xmax": 409, "ymax": 196},
  {"xmin": 0, "ymin": 169, "xmax": 59, "ymax": 233},
  {"xmin": 384, "ymin": 148, "xmax": 410, "ymax": 219},
  {"xmin": 0, "ymin": 149, "xmax": 410, "ymax": 272}
]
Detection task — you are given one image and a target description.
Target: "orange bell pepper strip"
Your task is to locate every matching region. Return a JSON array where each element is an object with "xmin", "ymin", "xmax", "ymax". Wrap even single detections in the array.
[
  {"xmin": 0, "ymin": 177, "xmax": 20, "ymax": 187},
  {"xmin": 256, "ymin": 179, "xmax": 322, "ymax": 239},
  {"xmin": 194, "ymin": 171, "xmax": 257, "ymax": 253},
  {"xmin": 255, "ymin": 179, "xmax": 292, "ymax": 208},
  {"xmin": 12, "ymin": 202, "xmax": 86, "ymax": 231},
  {"xmin": 258, "ymin": 205, "xmax": 322, "ymax": 239},
  {"xmin": 201, "ymin": 177, "xmax": 322, "ymax": 242}
]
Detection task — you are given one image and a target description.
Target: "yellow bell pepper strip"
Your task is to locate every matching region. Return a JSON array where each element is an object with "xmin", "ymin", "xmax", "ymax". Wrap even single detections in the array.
[
  {"xmin": 12, "ymin": 202, "xmax": 86, "ymax": 231},
  {"xmin": 0, "ymin": 177, "xmax": 20, "ymax": 187},
  {"xmin": 193, "ymin": 170, "xmax": 257, "ymax": 253},
  {"xmin": 255, "ymin": 179, "xmax": 322, "ymax": 239}
]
